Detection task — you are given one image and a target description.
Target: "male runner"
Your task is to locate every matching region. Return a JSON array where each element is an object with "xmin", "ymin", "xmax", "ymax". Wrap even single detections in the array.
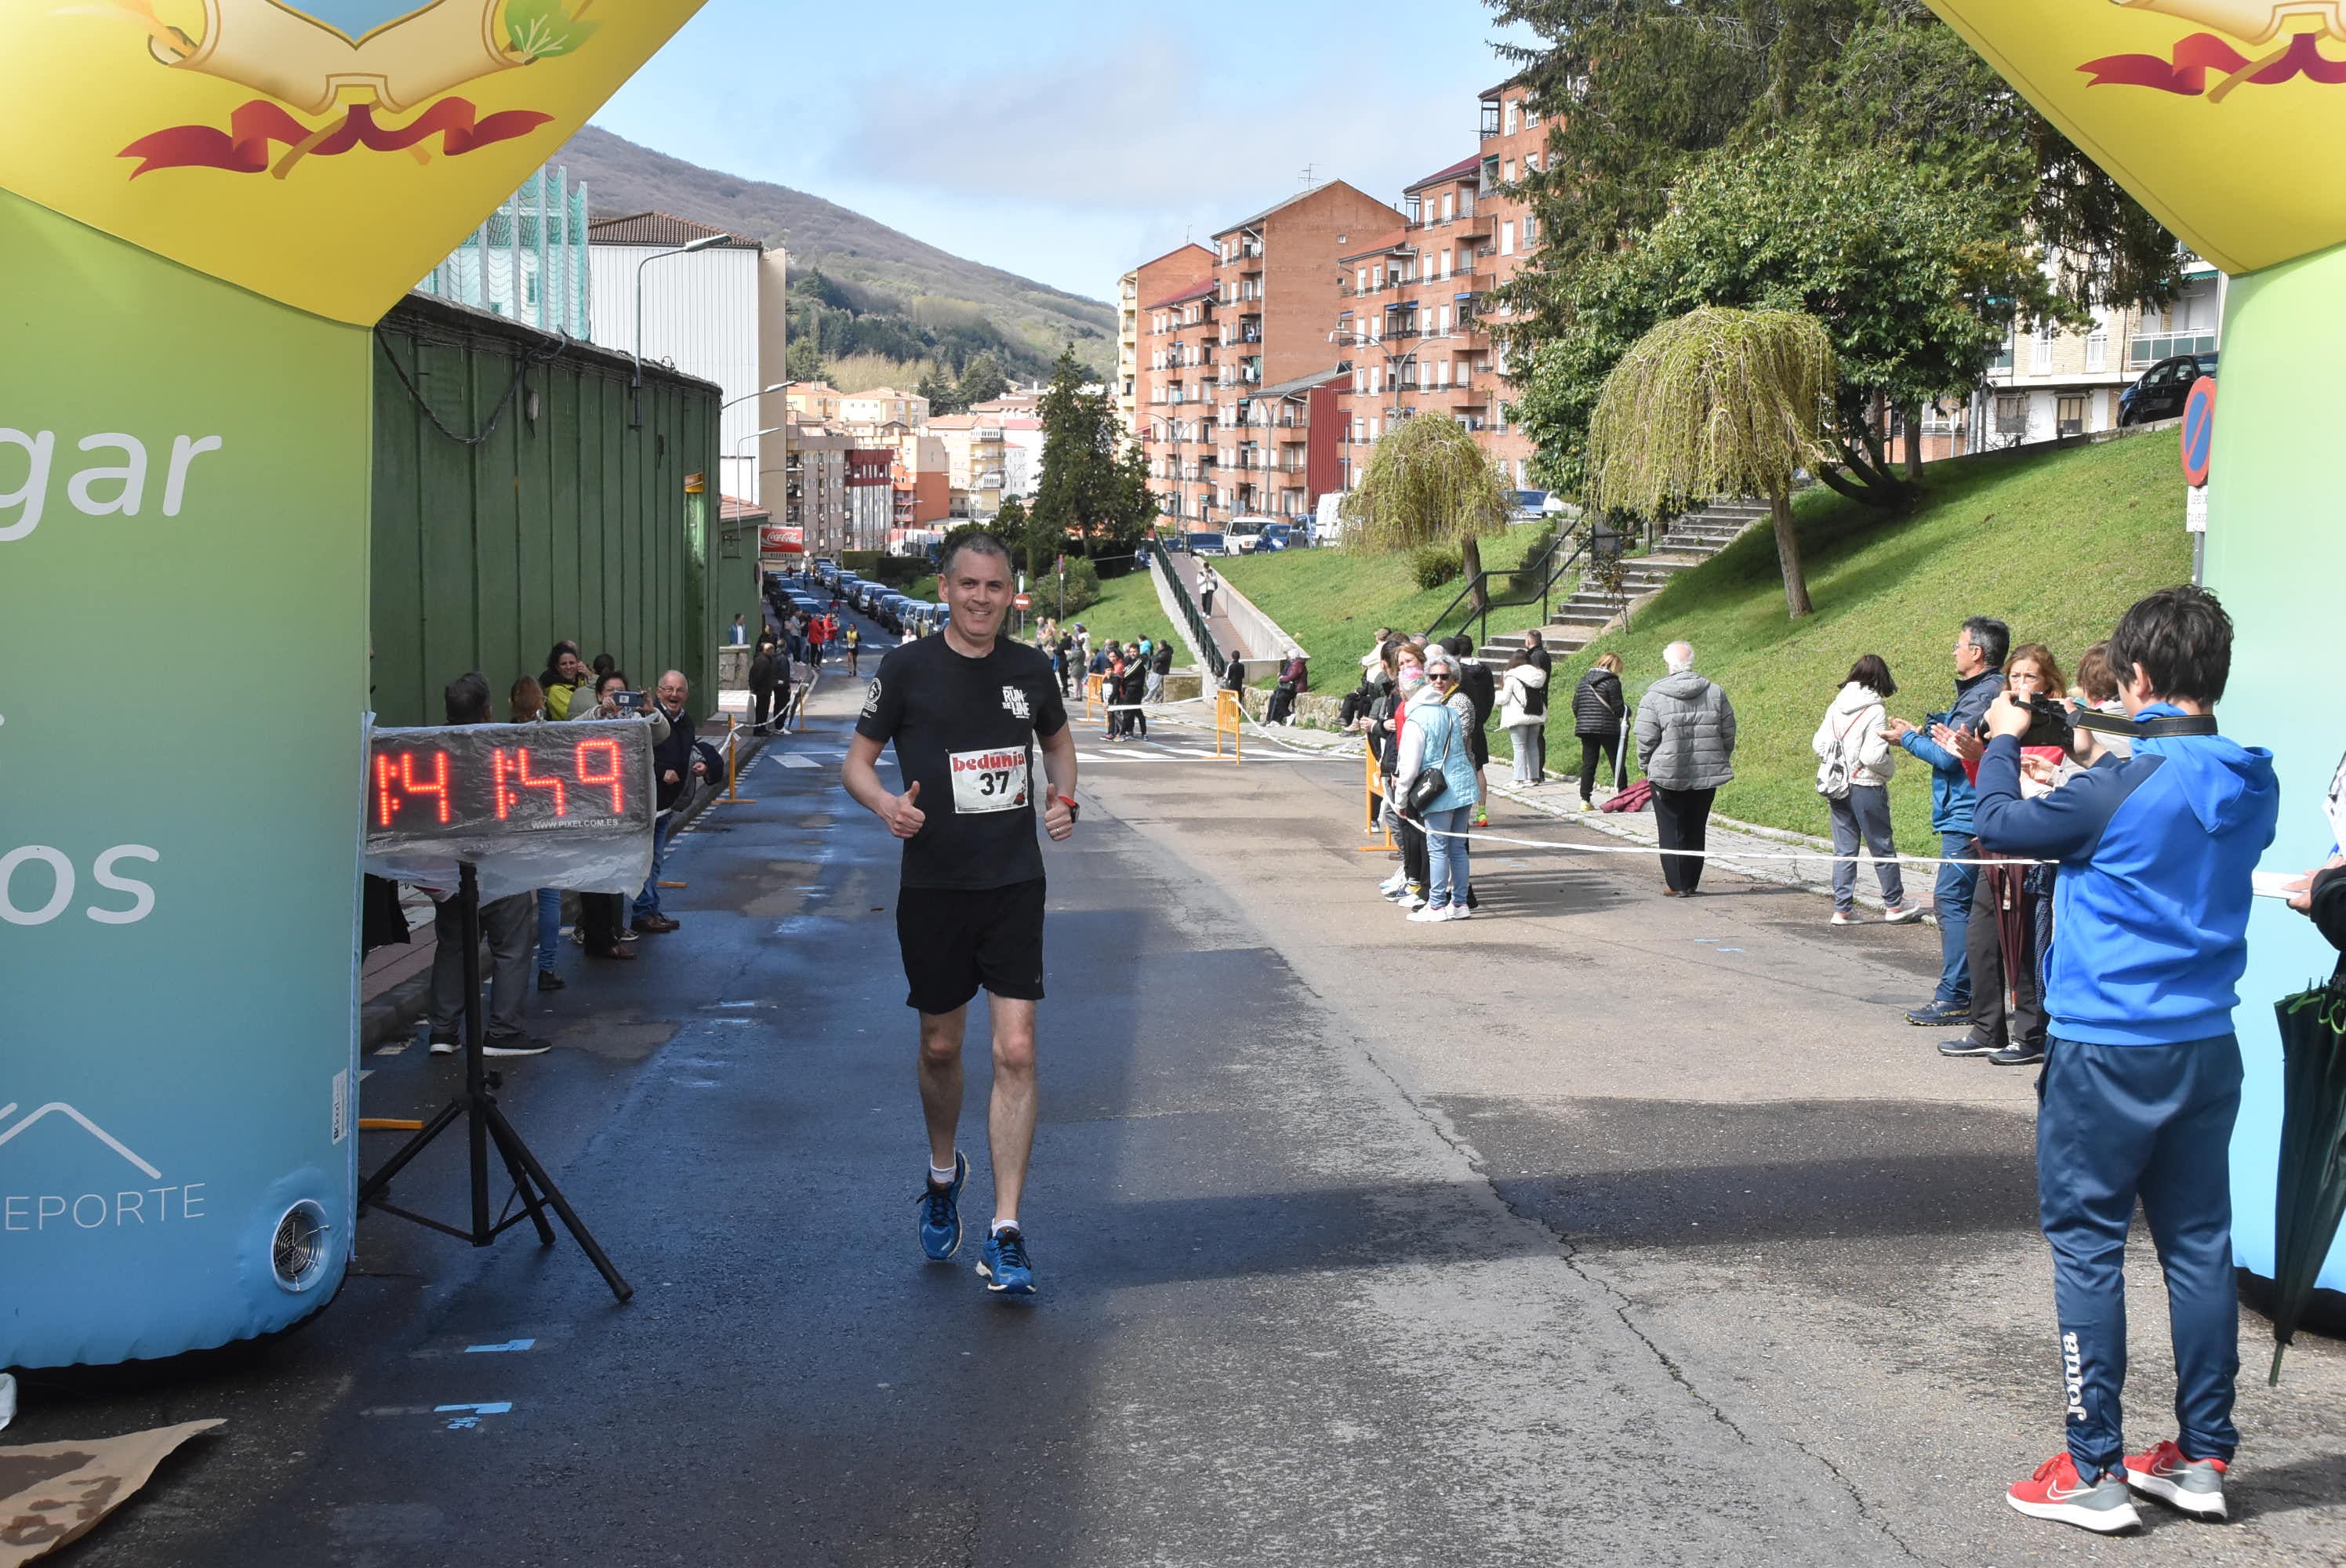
[{"xmin": 841, "ymin": 532, "xmax": 1077, "ymax": 1296}]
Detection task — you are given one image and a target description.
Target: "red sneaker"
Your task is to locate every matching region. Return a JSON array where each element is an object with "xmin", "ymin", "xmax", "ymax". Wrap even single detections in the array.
[
  {"xmin": 2006, "ymin": 1453, "xmax": 2141, "ymax": 1534},
  {"xmin": 2124, "ymin": 1439, "xmax": 2228, "ymax": 1520}
]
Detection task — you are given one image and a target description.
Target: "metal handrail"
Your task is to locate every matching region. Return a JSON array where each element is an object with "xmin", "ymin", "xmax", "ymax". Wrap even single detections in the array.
[
  {"xmin": 1149, "ymin": 534, "xmax": 1226, "ymax": 679},
  {"xmin": 1420, "ymin": 528, "xmax": 1589, "ymax": 651}
]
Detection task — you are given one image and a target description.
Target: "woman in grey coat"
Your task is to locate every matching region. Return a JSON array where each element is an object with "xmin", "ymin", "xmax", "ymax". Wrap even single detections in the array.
[{"xmin": 1633, "ymin": 641, "xmax": 1737, "ymax": 896}]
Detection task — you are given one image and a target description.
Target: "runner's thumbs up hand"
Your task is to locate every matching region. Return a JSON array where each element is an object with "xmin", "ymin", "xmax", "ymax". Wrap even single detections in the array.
[{"xmin": 886, "ymin": 780, "xmax": 926, "ymax": 840}]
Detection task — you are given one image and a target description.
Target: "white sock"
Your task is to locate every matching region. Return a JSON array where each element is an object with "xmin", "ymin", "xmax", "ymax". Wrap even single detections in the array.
[
  {"xmin": 991, "ymin": 1218, "xmax": 1020, "ymax": 1236},
  {"xmin": 929, "ymin": 1160, "xmax": 957, "ymax": 1187}
]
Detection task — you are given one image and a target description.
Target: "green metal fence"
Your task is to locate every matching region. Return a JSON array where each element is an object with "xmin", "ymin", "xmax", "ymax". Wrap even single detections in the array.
[{"xmin": 369, "ymin": 292, "xmax": 724, "ymax": 727}]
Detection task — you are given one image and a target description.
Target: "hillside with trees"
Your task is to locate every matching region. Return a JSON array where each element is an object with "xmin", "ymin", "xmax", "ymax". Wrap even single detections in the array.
[{"xmin": 554, "ymin": 125, "xmax": 1115, "ymax": 387}]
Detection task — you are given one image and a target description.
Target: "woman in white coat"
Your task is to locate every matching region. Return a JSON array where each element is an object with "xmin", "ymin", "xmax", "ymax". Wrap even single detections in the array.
[
  {"xmin": 1497, "ymin": 652, "xmax": 1550, "ymax": 786},
  {"xmin": 1813, "ymin": 654, "xmax": 1922, "ymax": 927}
]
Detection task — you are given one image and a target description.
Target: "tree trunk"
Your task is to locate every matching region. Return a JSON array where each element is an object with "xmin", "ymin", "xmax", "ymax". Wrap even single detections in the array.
[
  {"xmin": 1462, "ymin": 533, "xmax": 1489, "ymax": 615},
  {"xmin": 1901, "ymin": 401, "xmax": 1925, "ymax": 485},
  {"xmin": 1770, "ymin": 486, "xmax": 1813, "ymax": 619}
]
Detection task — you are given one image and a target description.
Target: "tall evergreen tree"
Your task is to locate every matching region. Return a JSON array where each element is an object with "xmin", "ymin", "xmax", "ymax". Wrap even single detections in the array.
[{"xmin": 1027, "ymin": 347, "xmax": 1157, "ymax": 571}]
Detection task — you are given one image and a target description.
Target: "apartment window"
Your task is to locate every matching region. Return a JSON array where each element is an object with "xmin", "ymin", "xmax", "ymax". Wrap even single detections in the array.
[
  {"xmin": 2086, "ymin": 324, "xmax": 2109, "ymax": 372},
  {"xmin": 1523, "ymin": 214, "xmax": 1538, "ymax": 246},
  {"xmin": 1995, "ymin": 394, "xmax": 2028, "ymax": 435},
  {"xmin": 1437, "ymin": 305, "xmax": 1451, "ymax": 334},
  {"xmin": 1440, "ymin": 249, "xmax": 1453, "ymax": 279},
  {"xmin": 1369, "ymin": 418, "xmax": 1381, "ymax": 441},
  {"xmin": 1500, "ymin": 221, "xmax": 1516, "ymax": 256},
  {"xmin": 2032, "ymin": 324, "xmax": 2055, "ymax": 374},
  {"xmin": 1503, "ymin": 159, "xmax": 1516, "ymax": 184},
  {"xmin": 1371, "ymin": 265, "xmax": 1383, "ymax": 290},
  {"xmin": 2057, "ymin": 394, "xmax": 2088, "ymax": 437},
  {"xmin": 1504, "ymin": 100, "xmax": 1520, "ymax": 135},
  {"xmin": 1368, "ymin": 367, "xmax": 1382, "ymax": 395},
  {"xmin": 1992, "ymin": 329, "xmax": 2014, "ymax": 372},
  {"xmin": 1442, "ymin": 193, "xmax": 1455, "ymax": 221},
  {"xmin": 1404, "ymin": 194, "xmax": 1422, "ymax": 223},
  {"xmin": 1356, "ymin": 267, "xmax": 1367, "ymax": 294}
]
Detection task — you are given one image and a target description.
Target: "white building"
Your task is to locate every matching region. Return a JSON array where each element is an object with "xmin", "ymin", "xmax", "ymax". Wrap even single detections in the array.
[
  {"xmin": 586, "ymin": 212, "xmax": 790, "ymax": 504},
  {"xmin": 1000, "ymin": 417, "xmax": 1044, "ymax": 500}
]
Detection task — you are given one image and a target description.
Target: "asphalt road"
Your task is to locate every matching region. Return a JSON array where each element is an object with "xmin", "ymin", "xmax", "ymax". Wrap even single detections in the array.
[{"xmin": 17, "ymin": 685, "xmax": 2346, "ymax": 1567}]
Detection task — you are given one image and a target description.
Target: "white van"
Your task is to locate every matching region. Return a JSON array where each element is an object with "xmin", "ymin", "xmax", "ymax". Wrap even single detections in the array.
[{"xmin": 1224, "ymin": 515, "xmax": 1277, "ymax": 556}]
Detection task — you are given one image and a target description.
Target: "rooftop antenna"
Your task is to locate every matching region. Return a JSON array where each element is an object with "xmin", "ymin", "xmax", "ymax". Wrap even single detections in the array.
[{"xmin": 1300, "ymin": 164, "xmax": 1317, "ymax": 191}]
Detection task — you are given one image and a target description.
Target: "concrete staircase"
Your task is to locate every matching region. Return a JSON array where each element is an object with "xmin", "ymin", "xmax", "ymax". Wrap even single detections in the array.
[{"xmin": 1476, "ymin": 499, "xmax": 1767, "ymax": 660}]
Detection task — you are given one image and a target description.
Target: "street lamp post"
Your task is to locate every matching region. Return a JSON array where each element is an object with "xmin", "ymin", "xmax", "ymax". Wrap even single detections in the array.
[{"xmin": 630, "ymin": 232, "xmax": 728, "ymax": 426}]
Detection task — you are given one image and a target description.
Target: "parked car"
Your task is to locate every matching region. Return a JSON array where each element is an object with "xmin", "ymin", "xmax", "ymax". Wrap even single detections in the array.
[
  {"xmin": 2119, "ymin": 353, "xmax": 2217, "ymax": 426},
  {"xmin": 1257, "ymin": 521, "xmax": 1296, "ymax": 552},
  {"xmin": 1185, "ymin": 530, "xmax": 1226, "ymax": 557},
  {"xmin": 1509, "ymin": 489, "xmax": 1551, "ymax": 522},
  {"xmin": 1225, "ymin": 516, "xmax": 1275, "ymax": 555}
]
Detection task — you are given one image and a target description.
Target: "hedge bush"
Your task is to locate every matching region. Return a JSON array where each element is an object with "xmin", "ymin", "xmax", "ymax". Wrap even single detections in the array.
[{"xmin": 1410, "ymin": 545, "xmax": 1462, "ymax": 590}]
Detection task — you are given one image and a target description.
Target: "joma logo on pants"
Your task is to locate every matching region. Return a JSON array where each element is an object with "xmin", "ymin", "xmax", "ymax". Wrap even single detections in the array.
[{"xmin": 2063, "ymin": 1331, "xmax": 2086, "ymax": 1421}]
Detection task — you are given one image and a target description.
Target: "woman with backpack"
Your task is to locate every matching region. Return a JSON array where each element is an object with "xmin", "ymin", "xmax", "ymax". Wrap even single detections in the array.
[
  {"xmin": 1571, "ymin": 652, "xmax": 1628, "ymax": 808},
  {"xmin": 1498, "ymin": 652, "xmax": 1550, "ymax": 786},
  {"xmin": 1812, "ymin": 654, "xmax": 1918, "ymax": 927}
]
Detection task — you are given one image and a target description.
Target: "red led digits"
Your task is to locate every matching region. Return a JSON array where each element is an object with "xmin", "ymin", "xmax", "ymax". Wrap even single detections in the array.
[
  {"xmin": 376, "ymin": 750, "xmax": 452, "ymax": 826},
  {"xmin": 491, "ymin": 749, "xmax": 516, "ymax": 821},
  {"xmin": 517, "ymin": 746, "xmax": 569, "ymax": 816},
  {"xmin": 575, "ymin": 739, "xmax": 625, "ymax": 814}
]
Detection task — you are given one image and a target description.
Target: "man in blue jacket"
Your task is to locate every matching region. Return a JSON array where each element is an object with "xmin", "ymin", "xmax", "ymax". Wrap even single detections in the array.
[
  {"xmin": 1974, "ymin": 586, "xmax": 2277, "ymax": 1534},
  {"xmin": 1884, "ymin": 616, "xmax": 2006, "ymax": 1025}
]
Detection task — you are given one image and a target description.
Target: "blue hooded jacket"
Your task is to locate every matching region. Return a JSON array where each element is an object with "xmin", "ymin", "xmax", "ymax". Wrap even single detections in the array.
[
  {"xmin": 1898, "ymin": 668, "xmax": 2003, "ymax": 834},
  {"xmin": 1974, "ymin": 705, "xmax": 2279, "ymax": 1046}
]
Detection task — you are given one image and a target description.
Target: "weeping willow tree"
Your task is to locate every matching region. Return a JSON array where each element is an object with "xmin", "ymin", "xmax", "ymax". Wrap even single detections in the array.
[
  {"xmin": 1585, "ymin": 306, "xmax": 1837, "ymax": 619},
  {"xmin": 1342, "ymin": 414, "xmax": 1514, "ymax": 613}
]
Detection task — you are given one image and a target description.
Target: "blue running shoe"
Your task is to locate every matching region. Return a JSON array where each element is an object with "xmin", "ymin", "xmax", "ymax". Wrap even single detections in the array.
[
  {"xmin": 977, "ymin": 1225, "xmax": 1037, "ymax": 1295},
  {"xmin": 917, "ymin": 1153, "xmax": 966, "ymax": 1261}
]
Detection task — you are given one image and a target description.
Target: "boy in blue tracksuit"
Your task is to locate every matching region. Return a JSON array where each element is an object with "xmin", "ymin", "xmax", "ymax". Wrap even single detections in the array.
[
  {"xmin": 1974, "ymin": 586, "xmax": 2278, "ymax": 1535},
  {"xmin": 1885, "ymin": 617, "xmax": 2006, "ymax": 1024}
]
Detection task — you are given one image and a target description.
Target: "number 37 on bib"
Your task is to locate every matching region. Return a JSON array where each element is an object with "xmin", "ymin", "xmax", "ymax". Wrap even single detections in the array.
[{"xmin": 950, "ymin": 748, "xmax": 1030, "ymax": 814}]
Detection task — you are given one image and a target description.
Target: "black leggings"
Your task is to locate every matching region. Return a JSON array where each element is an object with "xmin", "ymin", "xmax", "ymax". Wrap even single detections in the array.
[
  {"xmin": 1577, "ymin": 731, "xmax": 1625, "ymax": 800},
  {"xmin": 1398, "ymin": 813, "xmax": 1429, "ymax": 891}
]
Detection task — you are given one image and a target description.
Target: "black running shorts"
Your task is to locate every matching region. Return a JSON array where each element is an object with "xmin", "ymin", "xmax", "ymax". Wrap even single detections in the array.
[{"xmin": 895, "ymin": 878, "xmax": 1047, "ymax": 1015}]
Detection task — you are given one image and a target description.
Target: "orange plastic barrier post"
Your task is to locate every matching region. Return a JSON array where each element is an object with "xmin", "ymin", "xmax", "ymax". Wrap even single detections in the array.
[
  {"xmin": 1084, "ymin": 673, "xmax": 1104, "ymax": 720},
  {"xmin": 1356, "ymin": 743, "xmax": 1393, "ymax": 851},
  {"xmin": 1214, "ymin": 688, "xmax": 1244, "ymax": 764},
  {"xmin": 720, "ymin": 715, "xmax": 754, "ymax": 804}
]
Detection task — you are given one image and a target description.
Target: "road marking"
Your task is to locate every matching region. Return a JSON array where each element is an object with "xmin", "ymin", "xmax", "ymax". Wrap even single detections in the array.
[
  {"xmin": 373, "ymin": 1043, "xmax": 409, "ymax": 1056},
  {"xmin": 435, "ymin": 1402, "xmax": 512, "ymax": 1429},
  {"xmin": 775, "ymin": 755, "xmax": 819, "ymax": 770},
  {"xmin": 465, "ymin": 1339, "xmax": 536, "ymax": 1354}
]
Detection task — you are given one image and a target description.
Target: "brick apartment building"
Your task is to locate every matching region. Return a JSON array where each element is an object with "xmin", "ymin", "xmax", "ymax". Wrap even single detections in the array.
[
  {"xmin": 1210, "ymin": 183, "xmax": 1401, "ymax": 522},
  {"xmin": 1130, "ymin": 242, "xmax": 1220, "ymax": 524},
  {"xmin": 846, "ymin": 448, "xmax": 894, "ymax": 552},
  {"xmin": 1331, "ymin": 81, "xmax": 1545, "ymax": 492}
]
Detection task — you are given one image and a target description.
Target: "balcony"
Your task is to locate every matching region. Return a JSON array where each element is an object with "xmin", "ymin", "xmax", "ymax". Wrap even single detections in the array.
[
  {"xmin": 1481, "ymin": 103, "xmax": 1502, "ymax": 138},
  {"xmin": 2129, "ymin": 331, "xmax": 2217, "ymax": 367}
]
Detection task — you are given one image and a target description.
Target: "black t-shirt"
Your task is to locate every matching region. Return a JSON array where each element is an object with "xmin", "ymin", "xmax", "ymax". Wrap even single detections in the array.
[{"xmin": 856, "ymin": 634, "xmax": 1069, "ymax": 889}]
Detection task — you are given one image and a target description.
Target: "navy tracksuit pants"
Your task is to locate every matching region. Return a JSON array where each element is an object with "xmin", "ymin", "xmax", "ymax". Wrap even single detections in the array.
[{"xmin": 2036, "ymin": 1034, "xmax": 2242, "ymax": 1478}]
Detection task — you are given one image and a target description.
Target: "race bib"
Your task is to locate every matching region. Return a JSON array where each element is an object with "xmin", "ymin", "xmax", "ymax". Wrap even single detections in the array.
[{"xmin": 949, "ymin": 747, "xmax": 1030, "ymax": 815}]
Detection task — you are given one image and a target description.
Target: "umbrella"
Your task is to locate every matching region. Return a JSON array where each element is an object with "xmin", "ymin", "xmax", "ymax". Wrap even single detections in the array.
[{"xmin": 2267, "ymin": 977, "xmax": 2346, "ymax": 1383}]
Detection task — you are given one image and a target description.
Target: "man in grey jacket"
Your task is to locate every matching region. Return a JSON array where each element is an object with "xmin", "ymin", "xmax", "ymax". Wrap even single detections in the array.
[{"xmin": 1635, "ymin": 641, "xmax": 1738, "ymax": 896}]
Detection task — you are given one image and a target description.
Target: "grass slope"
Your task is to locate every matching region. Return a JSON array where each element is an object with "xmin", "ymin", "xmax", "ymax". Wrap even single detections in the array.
[
  {"xmin": 557, "ymin": 127, "xmax": 1114, "ymax": 372},
  {"xmin": 1547, "ymin": 430, "xmax": 2190, "ymax": 846},
  {"xmin": 1219, "ymin": 526, "xmax": 1555, "ymax": 684}
]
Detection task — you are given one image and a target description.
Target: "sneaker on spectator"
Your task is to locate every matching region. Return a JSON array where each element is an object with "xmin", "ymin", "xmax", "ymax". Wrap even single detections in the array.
[
  {"xmin": 1905, "ymin": 1000, "xmax": 1967, "ymax": 1027},
  {"xmin": 537, "ymin": 970, "xmax": 565, "ymax": 992},
  {"xmin": 1991, "ymin": 1039, "xmax": 2047, "ymax": 1067},
  {"xmin": 1830, "ymin": 909, "xmax": 1856, "ymax": 926},
  {"xmin": 1405, "ymin": 904, "xmax": 1451, "ymax": 924},
  {"xmin": 2007, "ymin": 1454, "xmax": 2141, "ymax": 1534},
  {"xmin": 1440, "ymin": 905, "xmax": 1473, "ymax": 922},
  {"xmin": 2124, "ymin": 1440, "xmax": 2228, "ymax": 1521},
  {"xmin": 1938, "ymin": 1035, "xmax": 2001, "ymax": 1058},
  {"xmin": 482, "ymin": 1034, "xmax": 553, "ymax": 1058},
  {"xmin": 427, "ymin": 1033, "xmax": 459, "ymax": 1056},
  {"xmin": 1882, "ymin": 904, "xmax": 1924, "ymax": 924}
]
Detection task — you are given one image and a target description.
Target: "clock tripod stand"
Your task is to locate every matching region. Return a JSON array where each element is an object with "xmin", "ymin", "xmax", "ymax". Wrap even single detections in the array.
[{"xmin": 357, "ymin": 861, "xmax": 632, "ymax": 1302}]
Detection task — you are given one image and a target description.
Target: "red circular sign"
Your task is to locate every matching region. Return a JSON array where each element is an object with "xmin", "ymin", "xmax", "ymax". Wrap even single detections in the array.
[
  {"xmin": 1012, "ymin": 593, "xmax": 1033, "ymax": 610},
  {"xmin": 2181, "ymin": 376, "xmax": 2217, "ymax": 488}
]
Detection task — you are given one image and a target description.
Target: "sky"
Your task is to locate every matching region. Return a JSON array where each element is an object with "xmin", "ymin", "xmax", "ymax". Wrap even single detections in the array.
[{"xmin": 593, "ymin": 0, "xmax": 1535, "ymax": 305}]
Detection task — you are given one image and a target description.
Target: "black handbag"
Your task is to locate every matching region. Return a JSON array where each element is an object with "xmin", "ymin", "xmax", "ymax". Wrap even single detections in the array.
[{"xmin": 1404, "ymin": 709, "xmax": 1459, "ymax": 815}]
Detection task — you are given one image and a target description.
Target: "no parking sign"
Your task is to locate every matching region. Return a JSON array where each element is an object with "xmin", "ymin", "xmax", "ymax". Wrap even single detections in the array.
[{"xmin": 2182, "ymin": 375, "xmax": 2217, "ymax": 488}]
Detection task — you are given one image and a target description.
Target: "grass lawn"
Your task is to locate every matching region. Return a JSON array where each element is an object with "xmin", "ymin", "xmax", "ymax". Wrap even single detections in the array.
[
  {"xmin": 1539, "ymin": 429, "xmax": 2191, "ymax": 846},
  {"xmin": 1218, "ymin": 524, "xmax": 1559, "ymax": 684}
]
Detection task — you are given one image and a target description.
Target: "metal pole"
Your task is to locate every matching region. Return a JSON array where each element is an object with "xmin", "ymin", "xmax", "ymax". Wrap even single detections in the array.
[{"xmin": 459, "ymin": 862, "xmax": 489, "ymax": 1243}]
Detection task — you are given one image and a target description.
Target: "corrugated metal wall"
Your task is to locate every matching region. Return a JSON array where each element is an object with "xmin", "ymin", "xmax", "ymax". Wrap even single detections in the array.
[
  {"xmin": 586, "ymin": 245, "xmax": 770, "ymax": 503},
  {"xmin": 369, "ymin": 292, "xmax": 723, "ymax": 728}
]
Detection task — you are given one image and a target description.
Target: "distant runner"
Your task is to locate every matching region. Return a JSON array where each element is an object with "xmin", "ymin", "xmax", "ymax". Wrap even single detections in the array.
[{"xmin": 841, "ymin": 532, "xmax": 1077, "ymax": 1297}]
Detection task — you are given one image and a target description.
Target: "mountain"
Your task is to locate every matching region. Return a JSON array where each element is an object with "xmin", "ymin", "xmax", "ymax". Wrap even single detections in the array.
[{"xmin": 551, "ymin": 126, "xmax": 1116, "ymax": 378}]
